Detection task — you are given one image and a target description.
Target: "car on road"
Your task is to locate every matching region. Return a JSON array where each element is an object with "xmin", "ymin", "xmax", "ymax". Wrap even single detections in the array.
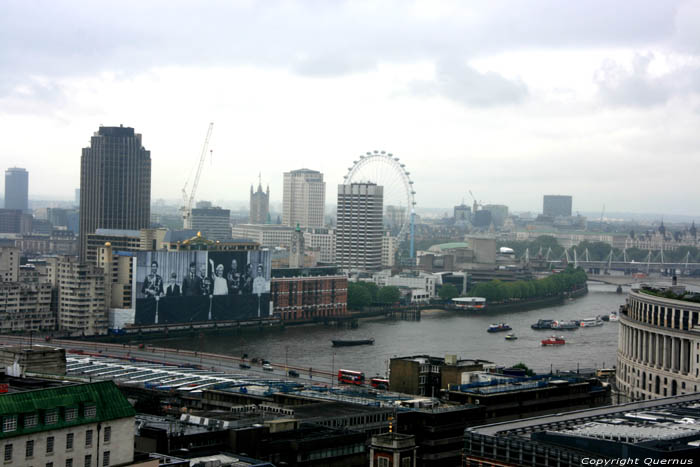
[
  {"xmin": 262, "ymin": 363, "xmax": 274, "ymax": 371},
  {"xmin": 288, "ymin": 370, "xmax": 300, "ymax": 377},
  {"xmin": 239, "ymin": 363, "xmax": 251, "ymax": 369}
]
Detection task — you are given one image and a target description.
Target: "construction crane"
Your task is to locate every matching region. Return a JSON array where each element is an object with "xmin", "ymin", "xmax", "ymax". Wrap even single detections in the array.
[
  {"xmin": 468, "ymin": 190, "xmax": 482, "ymax": 213},
  {"xmin": 181, "ymin": 122, "xmax": 214, "ymax": 229}
]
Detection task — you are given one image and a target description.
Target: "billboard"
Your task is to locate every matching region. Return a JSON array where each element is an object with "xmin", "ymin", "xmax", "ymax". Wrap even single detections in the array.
[{"xmin": 133, "ymin": 250, "xmax": 271, "ymax": 325}]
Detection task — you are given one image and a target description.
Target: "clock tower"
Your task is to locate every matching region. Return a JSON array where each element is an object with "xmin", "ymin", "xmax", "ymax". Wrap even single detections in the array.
[{"xmin": 290, "ymin": 224, "xmax": 305, "ymax": 268}]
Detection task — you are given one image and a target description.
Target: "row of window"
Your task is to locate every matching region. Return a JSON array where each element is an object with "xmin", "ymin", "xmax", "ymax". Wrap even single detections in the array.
[
  {"xmin": 3, "ymin": 427, "xmax": 110, "ymax": 458},
  {"xmin": 1, "ymin": 406, "xmax": 96, "ymax": 433}
]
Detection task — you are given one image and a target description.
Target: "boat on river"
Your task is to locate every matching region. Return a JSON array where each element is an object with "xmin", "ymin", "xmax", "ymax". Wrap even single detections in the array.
[
  {"xmin": 487, "ymin": 323, "xmax": 512, "ymax": 333},
  {"xmin": 552, "ymin": 320, "xmax": 579, "ymax": 330},
  {"xmin": 332, "ymin": 338, "xmax": 375, "ymax": 347},
  {"xmin": 505, "ymin": 334, "xmax": 518, "ymax": 340},
  {"xmin": 541, "ymin": 336, "xmax": 566, "ymax": 346},
  {"xmin": 531, "ymin": 319, "xmax": 554, "ymax": 330},
  {"xmin": 580, "ymin": 317, "xmax": 604, "ymax": 327},
  {"xmin": 609, "ymin": 311, "xmax": 619, "ymax": 322}
]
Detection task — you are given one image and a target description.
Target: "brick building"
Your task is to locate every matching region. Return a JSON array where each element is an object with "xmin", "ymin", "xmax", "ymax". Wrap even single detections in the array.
[{"xmin": 270, "ymin": 268, "xmax": 347, "ymax": 321}]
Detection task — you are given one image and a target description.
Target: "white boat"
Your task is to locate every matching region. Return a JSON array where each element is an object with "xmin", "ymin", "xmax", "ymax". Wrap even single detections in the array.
[
  {"xmin": 580, "ymin": 317, "xmax": 604, "ymax": 327},
  {"xmin": 609, "ymin": 311, "xmax": 619, "ymax": 322}
]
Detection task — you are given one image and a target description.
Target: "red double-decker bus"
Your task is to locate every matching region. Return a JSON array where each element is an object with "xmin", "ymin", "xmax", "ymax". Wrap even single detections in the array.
[
  {"xmin": 337, "ymin": 369, "xmax": 365, "ymax": 385},
  {"xmin": 370, "ymin": 377, "xmax": 389, "ymax": 390}
]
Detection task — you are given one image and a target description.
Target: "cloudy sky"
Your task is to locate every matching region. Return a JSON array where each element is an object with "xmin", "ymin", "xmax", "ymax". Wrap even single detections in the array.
[{"xmin": 1, "ymin": 0, "xmax": 700, "ymax": 215}]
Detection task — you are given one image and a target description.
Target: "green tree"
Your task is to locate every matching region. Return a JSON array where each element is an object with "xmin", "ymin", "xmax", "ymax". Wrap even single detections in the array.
[
  {"xmin": 347, "ymin": 282, "xmax": 372, "ymax": 310},
  {"xmin": 377, "ymin": 286, "xmax": 401, "ymax": 304},
  {"xmin": 438, "ymin": 284, "xmax": 459, "ymax": 301},
  {"xmin": 356, "ymin": 281, "xmax": 379, "ymax": 303},
  {"xmin": 512, "ymin": 362, "xmax": 535, "ymax": 376}
]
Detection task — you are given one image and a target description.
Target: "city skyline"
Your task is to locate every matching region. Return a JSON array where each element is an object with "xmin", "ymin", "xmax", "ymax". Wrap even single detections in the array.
[{"xmin": 1, "ymin": 2, "xmax": 700, "ymax": 216}]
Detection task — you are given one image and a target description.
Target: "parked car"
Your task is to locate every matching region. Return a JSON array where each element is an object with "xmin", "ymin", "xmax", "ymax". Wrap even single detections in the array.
[
  {"xmin": 239, "ymin": 363, "xmax": 251, "ymax": 369},
  {"xmin": 262, "ymin": 363, "xmax": 274, "ymax": 371},
  {"xmin": 262, "ymin": 359, "xmax": 271, "ymax": 365},
  {"xmin": 288, "ymin": 370, "xmax": 300, "ymax": 377}
]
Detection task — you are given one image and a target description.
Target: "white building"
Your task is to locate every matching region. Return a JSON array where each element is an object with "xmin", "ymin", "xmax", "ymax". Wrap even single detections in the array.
[
  {"xmin": 0, "ymin": 381, "xmax": 135, "ymax": 467},
  {"xmin": 336, "ymin": 183, "xmax": 383, "ymax": 271},
  {"xmin": 303, "ymin": 228, "xmax": 336, "ymax": 264},
  {"xmin": 231, "ymin": 224, "xmax": 294, "ymax": 248},
  {"xmin": 381, "ymin": 233, "xmax": 398, "ymax": 268},
  {"xmin": 372, "ymin": 270, "xmax": 438, "ymax": 299},
  {"xmin": 282, "ymin": 169, "xmax": 326, "ymax": 228}
]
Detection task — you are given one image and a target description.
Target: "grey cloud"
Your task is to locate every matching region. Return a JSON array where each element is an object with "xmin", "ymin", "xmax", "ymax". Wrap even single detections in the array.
[
  {"xmin": 411, "ymin": 60, "xmax": 527, "ymax": 107},
  {"xmin": 595, "ymin": 53, "xmax": 700, "ymax": 107},
  {"xmin": 0, "ymin": 0, "xmax": 690, "ymax": 99}
]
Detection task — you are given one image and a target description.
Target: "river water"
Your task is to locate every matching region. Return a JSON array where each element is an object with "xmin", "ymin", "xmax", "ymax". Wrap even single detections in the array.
[{"xmin": 154, "ymin": 283, "xmax": 627, "ymax": 377}]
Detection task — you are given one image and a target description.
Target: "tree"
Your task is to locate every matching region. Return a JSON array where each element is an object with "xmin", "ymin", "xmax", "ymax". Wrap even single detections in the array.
[
  {"xmin": 377, "ymin": 286, "xmax": 401, "ymax": 304},
  {"xmin": 438, "ymin": 284, "xmax": 459, "ymax": 301},
  {"xmin": 356, "ymin": 281, "xmax": 379, "ymax": 303},
  {"xmin": 512, "ymin": 362, "xmax": 535, "ymax": 376},
  {"xmin": 347, "ymin": 282, "xmax": 372, "ymax": 310}
]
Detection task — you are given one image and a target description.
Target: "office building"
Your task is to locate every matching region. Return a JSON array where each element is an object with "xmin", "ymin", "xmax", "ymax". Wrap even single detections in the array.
[
  {"xmin": 336, "ymin": 183, "xmax": 383, "ymax": 271},
  {"xmin": 0, "ymin": 380, "xmax": 135, "ymax": 467},
  {"xmin": 231, "ymin": 223, "xmax": 294, "ymax": 248},
  {"xmin": 303, "ymin": 227, "xmax": 336, "ymax": 264},
  {"xmin": 381, "ymin": 232, "xmax": 398, "ymax": 268},
  {"xmin": 79, "ymin": 125, "xmax": 151, "ymax": 261},
  {"xmin": 190, "ymin": 203, "xmax": 231, "ymax": 241},
  {"xmin": 453, "ymin": 204, "xmax": 471, "ymax": 223},
  {"xmin": 482, "ymin": 204, "xmax": 508, "ymax": 227},
  {"xmin": 250, "ymin": 178, "xmax": 270, "ymax": 224},
  {"xmin": 270, "ymin": 267, "xmax": 348, "ymax": 321},
  {"xmin": 617, "ymin": 283, "xmax": 700, "ymax": 401},
  {"xmin": 0, "ymin": 209, "xmax": 32, "ymax": 234},
  {"xmin": 463, "ymin": 394, "xmax": 700, "ymax": 466},
  {"xmin": 4, "ymin": 167, "xmax": 28, "ymax": 212},
  {"xmin": 543, "ymin": 194, "xmax": 572, "ymax": 217},
  {"xmin": 385, "ymin": 205, "xmax": 406, "ymax": 233},
  {"xmin": 282, "ymin": 169, "xmax": 325, "ymax": 228},
  {"xmin": 57, "ymin": 256, "xmax": 108, "ymax": 335},
  {"xmin": 0, "ymin": 265, "xmax": 54, "ymax": 332},
  {"xmin": 0, "ymin": 246, "xmax": 19, "ymax": 282}
]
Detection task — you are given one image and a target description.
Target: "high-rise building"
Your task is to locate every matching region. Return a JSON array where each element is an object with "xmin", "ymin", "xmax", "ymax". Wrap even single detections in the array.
[
  {"xmin": 4, "ymin": 167, "xmax": 28, "ymax": 212},
  {"xmin": 79, "ymin": 126, "xmax": 151, "ymax": 261},
  {"xmin": 190, "ymin": 204, "xmax": 231, "ymax": 241},
  {"xmin": 336, "ymin": 183, "xmax": 383, "ymax": 271},
  {"xmin": 58, "ymin": 256, "xmax": 108, "ymax": 335},
  {"xmin": 282, "ymin": 169, "xmax": 325, "ymax": 228},
  {"xmin": 0, "ymin": 209, "xmax": 32, "ymax": 234},
  {"xmin": 250, "ymin": 177, "xmax": 270, "ymax": 224},
  {"xmin": 454, "ymin": 204, "xmax": 471, "ymax": 221},
  {"xmin": 483, "ymin": 204, "xmax": 509, "ymax": 227},
  {"xmin": 543, "ymin": 195, "xmax": 572, "ymax": 217}
]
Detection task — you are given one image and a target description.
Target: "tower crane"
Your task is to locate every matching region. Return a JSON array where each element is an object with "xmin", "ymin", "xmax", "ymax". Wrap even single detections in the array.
[
  {"xmin": 468, "ymin": 190, "xmax": 482, "ymax": 213},
  {"xmin": 181, "ymin": 122, "xmax": 214, "ymax": 229}
]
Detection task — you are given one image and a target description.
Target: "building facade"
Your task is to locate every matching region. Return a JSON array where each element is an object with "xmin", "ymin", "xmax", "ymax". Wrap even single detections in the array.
[
  {"xmin": 0, "ymin": 246, "xmax": 19, "ymax": 282},
  {"xmin": 0, "ymin": 381, "xmax": 135, "ymax": 467},
  {"xmin": 336, "ymin": 183, "xmax": 383, "ymax": 271},
  {"xmin": 270, "ymin": 270, "xmax": 348, "ymax": 322},
  {"xmin": 249, "ymin": 181, "xmax": 270, "ymax": 224},
  {"xmin": 282, "ymin": 169, "xmax": 325, "ymax": 228},
  {"xmin": 4, "ymin": 168, "xmax": 28, "ymax": 212},
  {"xmin": 190, "ymin": 205, "xmax": 231, "ymax": 241},
  {"xmin": 231, "ymin": 224, "xmax": 294, "ymax": 248},
  {"xmin": 543, "ymin": 194, "xmax": 572, "ymax": 217},
  {"xmin": 57, "ymin": 256, "xmax": 108, "ymax": 335},
  {"xmin": 617, "ymin": 285, "xmax": 700, "ymax": 401},
  {"xmin": 79, "ymin": 126, "xmax": 151, "ymax": 261},
  {"xmin": 303, "ymin": 228, "xmax": 335, "ymax": 264},
  {"xmin": 0, "ymin": 265, "xmax": 54, "ymax": 333},
  {"xmin": 0, "ymin": 209, "xmax": 32, "ymax": 234},
  {"xmin": 381, "ymin": 233, "xmax": 398, "ymax": 268}
]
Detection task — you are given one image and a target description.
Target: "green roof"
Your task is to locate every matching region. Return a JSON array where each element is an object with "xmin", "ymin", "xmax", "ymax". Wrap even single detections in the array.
[
  {"xmin": 0, "ymin": 381, "xmax": 135, "ymax": 439},
  {"xmin": 430, "ymin": 242, "xmax": 470, "ymax": 251}
]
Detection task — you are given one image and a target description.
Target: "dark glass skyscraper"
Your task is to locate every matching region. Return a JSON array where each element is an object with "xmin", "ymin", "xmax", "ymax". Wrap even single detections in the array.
[
  {"xmin": 79, "ymin": 126, "xmax": 151, "ymax": 261},
  {"xmin": 4, "ymin": 167, "xmax": 28, "ymax": 212}
]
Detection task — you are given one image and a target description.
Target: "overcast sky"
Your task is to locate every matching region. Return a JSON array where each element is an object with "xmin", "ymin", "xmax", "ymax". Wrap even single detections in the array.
[{"xmin": 1, "ymin": 0, "xmax": 700, "ymax": 216}]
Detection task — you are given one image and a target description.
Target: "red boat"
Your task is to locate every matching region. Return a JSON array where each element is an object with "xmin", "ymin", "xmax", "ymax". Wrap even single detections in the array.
[{"xmin": 541, "ymin": 336, "xmax": 566, "ymax": 346}]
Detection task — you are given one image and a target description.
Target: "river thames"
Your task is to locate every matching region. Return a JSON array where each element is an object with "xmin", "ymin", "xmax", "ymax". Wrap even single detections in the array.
[{"xmin": 155, "ymin": 283, "xmax": 627, "ymax": 377}]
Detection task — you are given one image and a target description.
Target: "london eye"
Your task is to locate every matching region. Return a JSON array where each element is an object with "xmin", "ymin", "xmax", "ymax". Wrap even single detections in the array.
[{"xmin": 343, "ymin": 150, "xmax": 416, "ymax": 258}]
